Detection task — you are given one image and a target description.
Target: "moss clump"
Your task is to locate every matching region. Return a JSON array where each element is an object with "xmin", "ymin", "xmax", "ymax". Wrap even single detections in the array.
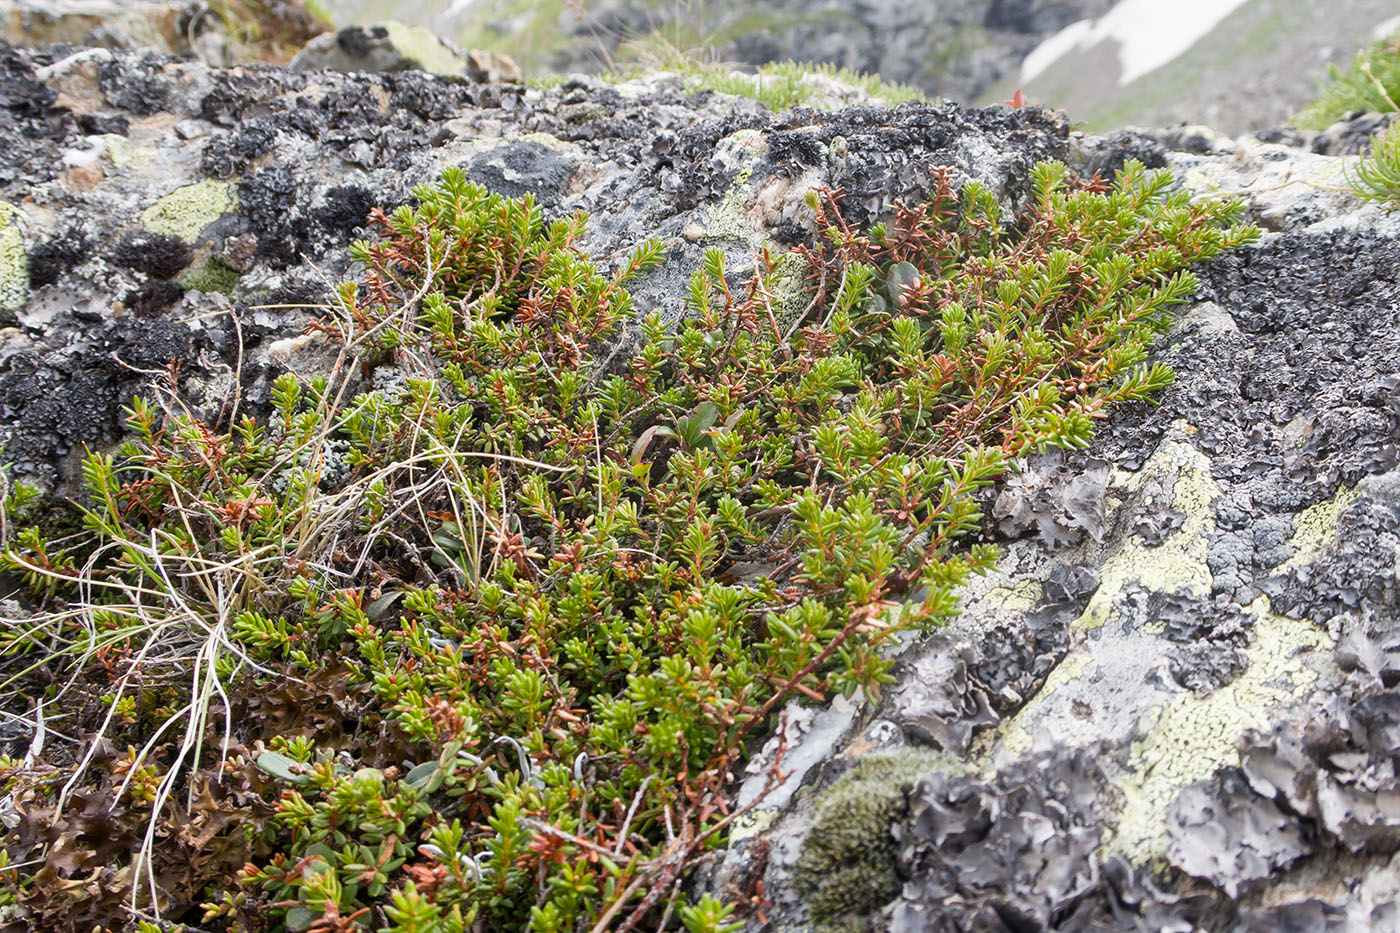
[
  {"xmin": 794, "ymin": 749, "xmax": 956, "ymax": 931},
  {"xmin": 176, "ymin": 255, "xmax": 240, "ymax": 294}
]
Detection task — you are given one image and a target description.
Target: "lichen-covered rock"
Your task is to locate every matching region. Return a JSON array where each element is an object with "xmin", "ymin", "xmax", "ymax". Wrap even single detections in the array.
[
  {"xmin": 889, "ymin": 749, "xmax": 1116, "ymax": 931},
  {"xmin": 3, "ymin": 32, "xmax": 1400, "ymax": 931},
  {"xmin": 717, "ymin": 126, "xmax": 1400, "ymax": 930},
  {"xmin": 288, "ymin": 21, "xmax": 504, "ymax": 77},
  {"xmin": 0, "ymin": 43, "xmax": 1069, "ymax": 495},
  {"xmin": 3, "ymin": 0, "xmax": 235, "ymax": 66}
]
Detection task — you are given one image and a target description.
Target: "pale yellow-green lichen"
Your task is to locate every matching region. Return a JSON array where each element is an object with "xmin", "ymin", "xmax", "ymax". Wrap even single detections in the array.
[
  {"xmin": 1111, "ymin": 598, "xmax": 1329, "ymax": 863},
  {"xmin": 1276, "ymin": 485, "xmax": 1359, "ymax": 573},
  {"xmin": 1179, "ymin": 164, "xmax": 1227, "ymax": 199},
  {"xmin": 700, "ymin": 164, "xmax": 760, "ymax": 244},
  {"xmin": 0, "ymin": 202, "xmax": 29, "ymax": 313},
  {"xmin": 768, "ymin": 250, "xmax": 813, "ymax": 330},
  {"xmin": 1305, "ymin": 156, "xmax": 1353, "ymax": 192},
  {"xmin": 141, "ymin": 180, "xmax": 235, "ymax": 243},
  {"xmin": 1073, "ymin": 431, "xmax": 1219, "ymax": 632},
  {"xmin": 980, "ymin": 578, "xmax": 1043, "ymax": 612},
  {"xmin": 99, "ymin": 134, "xmax": 141, "ymax": 168},
  {"xmin": 691, "ymin": 130, "xmax": 771, "ymax": 244},
  {"xmin": 382, "ymin": 22, "xmax": 468, "ymax": 75},
  {"xmin": 727, "ymin": 807, "xmax": 777, "ymax": 843},
  {"xmin": 512, "ymin": 132, "xmax": 571, "ymax": 150},
  {"xmin": 994, "ymin": 651, "xmax": 1092, "ymax": 759}
]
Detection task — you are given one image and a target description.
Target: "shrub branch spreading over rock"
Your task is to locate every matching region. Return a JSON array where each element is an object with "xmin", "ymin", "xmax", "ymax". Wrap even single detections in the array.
[{"xmin": 0, "ymin": 160, "xmax": 1255, "ymax": 930}]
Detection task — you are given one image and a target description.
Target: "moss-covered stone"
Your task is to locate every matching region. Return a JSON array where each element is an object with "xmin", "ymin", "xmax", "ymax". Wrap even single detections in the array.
[
  {"xmin": 794, "ymin": 748, "xmax": 960, "ymax": 931},
  {"xmin": 381, "ymin": 21, "xmax": 469, "ymax": 75},
  {"xmin": 177, "ymin": 255, "xmax": 241, "ymax": 295}
]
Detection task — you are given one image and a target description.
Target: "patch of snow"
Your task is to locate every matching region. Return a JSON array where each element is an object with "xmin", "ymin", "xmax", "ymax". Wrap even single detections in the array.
[
  {"xmin": 1020, "ymin": 0, "xmax": 1251, "ymax": 87},
  {"xmin": 443, "ymin": 0, "xmax": 482, "ymax": 20},
  {"xmin": 1019, "ymin": 19, "xmax": 1096, "ymax": 86}
]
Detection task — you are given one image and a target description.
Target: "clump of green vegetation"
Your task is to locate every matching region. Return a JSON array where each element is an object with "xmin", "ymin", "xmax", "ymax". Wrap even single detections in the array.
[
  {"xmin": 1348, "ymin": 117, "xmax": 1400, "ymax": 206},
  {"xmin": 794, "ymin": 750, "xmax": 954, "ymax": 932},
  {"xmin": 597, "ymin": 19, "xmax": 922, "ymax": 110},
  {"xmin": 209, "ymin": 0, "xmax": 330, "ymax": 64},
  {"xmin": 0, "ymin": 160, "xmax": 1254, "ymax": 930},
  {"xmin": 177, "ymin": 255, "xmax": 242, "ymax": 295},
  {"xmin": 700, "ymin": 61, "xmax": 923, "ymax": 112},
  {"xmin": 1293, "ymin": 29, "xmax": 1400, "ymax": 130}
]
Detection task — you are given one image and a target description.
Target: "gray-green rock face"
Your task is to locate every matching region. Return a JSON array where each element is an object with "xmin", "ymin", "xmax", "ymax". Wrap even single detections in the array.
[
  {"xmin": 315, "ymin": 0, "xmax": 1118, "ymax": 102},
  {"xmin": 712, "ymin": 136, "xmax": 1400, "ymax": 930},
  {"xmin": 0, "ymin": 43, "xmax": 1066, "ymax": 498},
  {"xmin": 288, "ymin": 20, "xmax": 520, "ymax": 76}
]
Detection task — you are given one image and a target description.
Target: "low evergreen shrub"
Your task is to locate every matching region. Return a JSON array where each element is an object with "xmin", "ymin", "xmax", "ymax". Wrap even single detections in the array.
[
  {"xmin": 0, "ymin": 159, "xmax": 1255, "ymax": 930},
  {"xmin": 1349, "ymin": 118, "xmax": 1400, "ymax": 206}
]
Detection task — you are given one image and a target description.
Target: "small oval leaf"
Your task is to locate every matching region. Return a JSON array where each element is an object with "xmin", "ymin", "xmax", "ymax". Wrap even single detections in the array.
[
  {"xmin": 365, "ymin": 590, "xmax": 404, "ymax": 621},
  {"xmin": 255, "ymin": 750, "xmax": 310, "ymax": 784},
  {"xmin": 405, "ymin": 760, "xmax": 438, "ymax": 788}
]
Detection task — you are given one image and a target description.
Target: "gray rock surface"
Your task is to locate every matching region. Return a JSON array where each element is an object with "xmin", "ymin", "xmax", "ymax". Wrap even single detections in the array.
[
  {"xmin": 323, "ymin": 0, "xmax": 1118, "ymax": 103},
  {"xmin": 710, "ymin": 131, "xmax": 1400, "ymax": 931},
  {"xmin": 3, "ymin": 33, "xmax": 1400, "ymax": 933}
]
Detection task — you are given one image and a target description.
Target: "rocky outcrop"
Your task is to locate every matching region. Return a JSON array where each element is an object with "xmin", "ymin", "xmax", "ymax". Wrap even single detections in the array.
[
  {"xmin": 711, "ymin": 134, "xmax": 1400, "ymax": 930},
  {"xmin": 0, "ymin": 42, "xmax": 1067, "ymax": 497},
  {"xmin": 289, "ymin": 21, "xmax": 523, "ymax": 81},
  {"xmin": 318, "ymin": 0, "xmax": 1117, "ymax": 104},
  {"xmin": 3, "ymin": 0, "xmax": 328, "ymax": 66},
  {"xmin": 3, "ymin": 0, "xmax": 236, "ymax": 64},
  {"xmin": 2, "ymin": 32, "xmax": 1400, "ymax": 932}
]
